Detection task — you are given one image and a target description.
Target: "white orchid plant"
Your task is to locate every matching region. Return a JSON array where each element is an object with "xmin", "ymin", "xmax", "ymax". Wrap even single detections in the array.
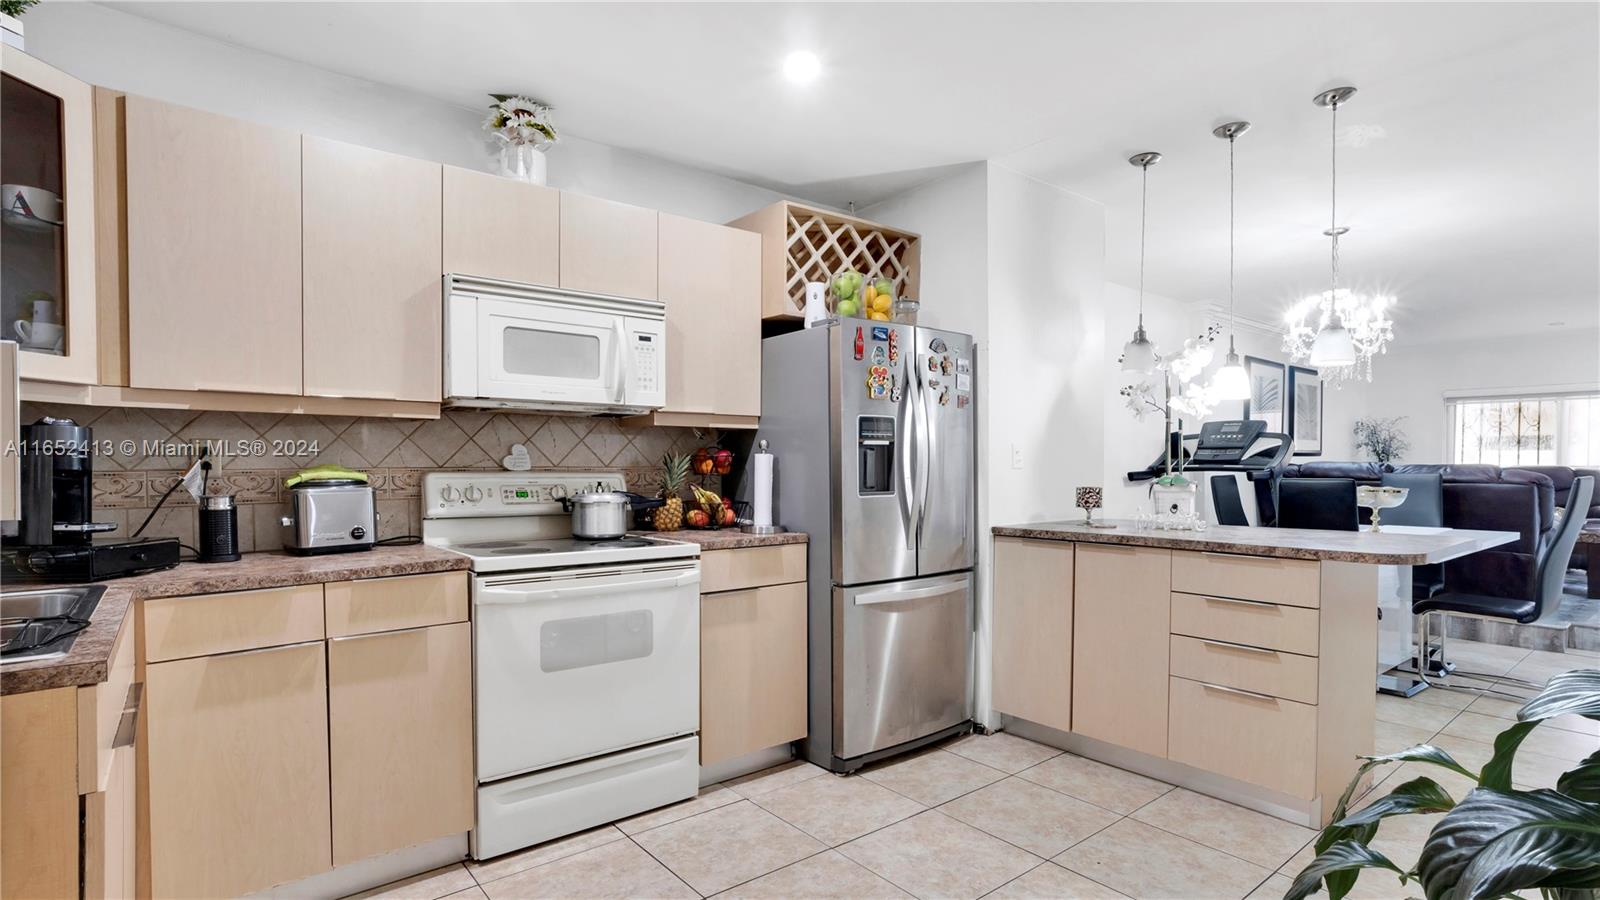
[
  {"xmin": 1118, "ymin": 323, "xmax": 1224, "ymax": 484},
  {"xmin": 485, "ymin": 94, "xmax": 558, "ymax": 148}
]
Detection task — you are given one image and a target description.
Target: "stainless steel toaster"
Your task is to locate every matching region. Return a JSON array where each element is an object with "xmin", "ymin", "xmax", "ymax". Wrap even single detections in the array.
[{"xmin": 281, "ymin": 481, "xmax": 377, "ymax": 555}]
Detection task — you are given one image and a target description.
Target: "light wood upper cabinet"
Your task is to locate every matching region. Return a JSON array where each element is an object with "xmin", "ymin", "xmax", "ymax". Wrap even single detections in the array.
[
  {"xmin": 657, "ymin": 213, "xmax": 760, "ymax": 420},
  {"xmin": 1, "ymin": 48, "xmax": 99, "ymax": 385},
  {"xmin": 991, "ymin": 537, "xmax": 1073, "ymax": 734},
  {"xmin": 1072, "ymin": 544, "xmax": 1171, "ymax": 758},
  {"xmin": 124, "ymin": 95, "xmax": 302, "ymax": 394},
  {"xmin": 700, "ymin": 581, "xmax": 808, "ymax": 766},
  {"xmin": 559, "ymin": 192, "xmax": 657, "ymax": 299},
  {"xmin": 328, "ymin": 622, "xmax": 473, "ymax": 865},
  {"xmin": 443, "ymin": 165, "xmax": 559, "ymax": 286},
  {"xmin": 145, "ymin": 642, "xmax": 332, "ymax": 898},
  {"xmin": 303, "ymin": 136, "xmax": 442, "ymax": 401}
]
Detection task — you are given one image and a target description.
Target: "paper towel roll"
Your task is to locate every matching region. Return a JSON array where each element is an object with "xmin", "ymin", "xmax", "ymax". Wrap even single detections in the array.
[{"xmin": 751, "ymin": 442, "xmax": 774, "ymax": 527}]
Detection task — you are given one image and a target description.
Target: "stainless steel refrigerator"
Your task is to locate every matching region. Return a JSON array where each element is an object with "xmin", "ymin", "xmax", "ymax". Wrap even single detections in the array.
[{"xmin": 754, "ymin": 320, "xmax": 976, "ymax": 773}]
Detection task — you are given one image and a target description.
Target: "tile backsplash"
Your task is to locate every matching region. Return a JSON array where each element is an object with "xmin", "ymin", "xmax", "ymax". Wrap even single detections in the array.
[{"xmin": 23, "ymin": 404, "xmax": 717, "ymax": 554}]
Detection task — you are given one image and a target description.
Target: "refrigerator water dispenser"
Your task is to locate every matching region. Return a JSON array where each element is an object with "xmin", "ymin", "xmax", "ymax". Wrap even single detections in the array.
[{"xmin": 857, "ymin": 416, "xmax": 896, "ymax": 495}]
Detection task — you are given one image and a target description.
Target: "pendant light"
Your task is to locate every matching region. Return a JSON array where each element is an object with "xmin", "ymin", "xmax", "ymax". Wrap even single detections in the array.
[
  {"xmin": 1308, "ymin": 87, "xmax": 1358, "ymax": 368},
  {"xmin": 1210, "ymin": 121, "xmax": 1251, "ymax": 400},
  {"xmin": 1121, "ymin": 151, "xmax": 1162, "ymax": 373}
]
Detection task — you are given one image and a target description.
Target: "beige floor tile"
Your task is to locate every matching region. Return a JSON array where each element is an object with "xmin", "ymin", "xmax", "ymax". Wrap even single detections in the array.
[
  {"xmin": 1246, "ymin": 874, "xmax": 1295, "ymax": 900},
  {"xmin": 353, "ymin": 864, "xmax": 478, "ymax": 899},
  {"xmin": 631, "ymin": 800, "xmax": 824, "ymax": 895},
  {"xmin": 1368, "ymin": 811, "xmax": 1443, "ymax": 872},
  {"xmin": 1512, "ymin": 649, "xmax": 1596, "ymax": 675},
  {"xmin": 1429, "ymin": 734, "xmax": 1573, "ymax": 789},
  {"xmin": 1131, "ymin": 788, "xmax": 1318, "ymax": 870},
  {"xmin": 1373, "ymin": 719, "xmax": 1439, "ymax": 756},
  {"xmin": 1016, "ymin": 754, "xmax": 1171, "ymax": 814},
  {"xmin": 938, "ymin": 776, "xmax": 1119, "ymax": 859},
  {"xmin": 468, "ymin": 825, "xmax": 626, "ymax": 884},
  {"xmin": 1446, "ymin": 641, "xmax": 1530, "ymax": 676},
  {"xmin": 717, "ymin": 850, "xmax": 912, "ymax": 899},
  {"xmin": 1441, "ymin": 711, "xmax": 1598, "ymax": 762},
  {"xmin": 750, "ymin": 771, "xmax": 924, "ymax": 846},
  {"xmin": 1374, "ymin": 694, "xmax": 1459, "ymax": 732},
  {"xmin": 479, "ymin": 839, "xmax": 696, "ymax": 899},
  {"xmin": 1467, "ymin": 694, "xmax": 1600, "ymax": 736},
  {"xmin": 723, "ymin": 760, "xmax": 830, "ymax": 799},
  {"xmin": 837, "ymin": 810, "xmax": 1041, "ymax": 900},
  {"xmin": 859, "ymin": 748, "xmax": 1006, "ymax": 806},
  {"xmin": 944, "ymin": 732, "xmax": 1063, "ymax": 774},
  {"xmin": 1053, "ymin": 819, "xmax": 1270, "ymax": 900},
  {"xmin": 616, "ymin": 785, "xmax": 741, "ymax": 835},
  {"xmin": 1407, "ymin": 682, "xmax": 1479, "ymax": 711},
  {"xmin": 442, "ymin": 888, "xmax": 488, "ymax": 900},
  {"xmin": 986, "ymin": 862, "xmax": 1130, "ymax": 899}
]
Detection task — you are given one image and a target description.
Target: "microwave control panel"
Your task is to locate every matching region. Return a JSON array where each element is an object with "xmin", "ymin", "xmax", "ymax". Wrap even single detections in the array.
[{"xmin": 631, "ymin": 332, "xmax": 661, "ymax": 396}]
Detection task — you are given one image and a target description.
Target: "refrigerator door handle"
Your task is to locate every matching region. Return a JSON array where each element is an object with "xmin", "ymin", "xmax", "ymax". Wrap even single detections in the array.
[
  {"xmin": 896, "ymin": 359, "xmax": 917, "ymax": 550},
  {"xmin": 913, "ymin": 355, "xmax": 932, "ymax": 544}
]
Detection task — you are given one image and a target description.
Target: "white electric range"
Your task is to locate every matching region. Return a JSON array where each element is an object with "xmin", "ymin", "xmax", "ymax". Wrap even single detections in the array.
[{"xmin": 422, "ymin": 471, "xmax": 702, "ymax": 860}]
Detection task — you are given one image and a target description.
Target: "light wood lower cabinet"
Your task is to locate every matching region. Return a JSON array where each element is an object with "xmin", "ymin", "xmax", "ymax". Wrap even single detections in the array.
[
  {"xmin": 0, "ymin": 686, "xmax": 79, "ymax": 900},
  {"xmin": 700, "ymin": 581, "xmax": 808, "ymax": 766},
  {"xmin": 84, "ymin": 745, "xmax": 136, "ymax": 900},
  {"xmin": 145, "ymin": 641, "xmax": 332, "ymax": 899},
  {"xmin": 1071, "ymin": 544, "xmax": 1171, "ymax": 758},
  {"xmin": 991, "ymin": 537, "xmax": 1073, "ymax": 733},
  {"xmin": 328, "ymin": 622, "xmax": 473, "ymax": 865}
]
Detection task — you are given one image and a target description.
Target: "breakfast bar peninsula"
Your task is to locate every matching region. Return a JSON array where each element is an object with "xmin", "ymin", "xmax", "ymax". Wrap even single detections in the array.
[{"xmin": 987, "ymin": 520, "xmax": 1518, "ymax": 827}]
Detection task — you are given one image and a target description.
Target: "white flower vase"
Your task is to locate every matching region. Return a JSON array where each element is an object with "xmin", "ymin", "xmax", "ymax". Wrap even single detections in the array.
[
  {"xmin": 496, "ymin": 143, "xmax": 548, "ymax": 186},
  {"xmin": 1150, "ymin": 481, "xmax": 1200, "ymax": 531}
]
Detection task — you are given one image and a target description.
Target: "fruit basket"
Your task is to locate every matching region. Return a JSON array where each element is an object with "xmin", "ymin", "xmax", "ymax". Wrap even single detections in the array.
[
  {"xmin": 827, "ymin": 270, "xmax": 898, "ymax": 322},
  {"xmin": 685, "ymin": 486, "xmax": 742, "ymax": 530}
]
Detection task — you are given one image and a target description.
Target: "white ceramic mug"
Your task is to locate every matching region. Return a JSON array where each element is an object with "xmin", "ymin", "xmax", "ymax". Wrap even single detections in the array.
[
  {"xmin": 13, "ymin": 320, "xmax": 63, "ymax": 351},
  {"xmin": 28, "ymin": 299, "xmax": 58, "ymax": 325}
]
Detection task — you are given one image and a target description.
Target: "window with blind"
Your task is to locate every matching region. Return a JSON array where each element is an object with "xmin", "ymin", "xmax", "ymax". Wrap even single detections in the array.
[{"xmin": 1447, "ymin": 393, "xmax": 1600, "ymax": 467}]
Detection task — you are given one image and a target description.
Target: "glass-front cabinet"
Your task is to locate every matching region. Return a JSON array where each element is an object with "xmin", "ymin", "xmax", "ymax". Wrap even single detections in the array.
[{"xmin": 1, "ymin": 46, "xmax": 97, "ymax": 384}]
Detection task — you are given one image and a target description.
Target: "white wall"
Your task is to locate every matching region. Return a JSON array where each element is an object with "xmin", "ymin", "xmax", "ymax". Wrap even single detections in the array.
[
  {"xmin": 1361, "ymin": 328, "xmax": 1600, "ymax": 463},
  {"xmin": 22, "ymin": 1, "xmax": 791, "ymax": 223}
]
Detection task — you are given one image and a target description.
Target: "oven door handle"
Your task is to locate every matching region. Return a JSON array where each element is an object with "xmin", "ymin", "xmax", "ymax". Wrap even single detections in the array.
[{"xmin": 477, "ymin": 570, "xmax": 700, "ymax": 604}]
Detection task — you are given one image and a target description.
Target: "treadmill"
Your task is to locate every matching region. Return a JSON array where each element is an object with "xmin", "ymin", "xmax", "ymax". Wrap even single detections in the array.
[{"xmin": 1126, "ymin": 419, "xmax": 1291, "ymax": 491}]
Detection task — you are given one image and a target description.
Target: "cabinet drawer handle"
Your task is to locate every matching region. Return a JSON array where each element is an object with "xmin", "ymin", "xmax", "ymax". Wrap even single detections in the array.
[
  {"xmin": 1199, "ymin": 639, "xmax": 1279, "ymax": 658},
  {"xmin": 1200, "ymin": 595, "xmax": 1272, "ymax": 610},
  {"xmin": 1199, "ymin": 681, "xmax": 1280, "ymax": 704}
]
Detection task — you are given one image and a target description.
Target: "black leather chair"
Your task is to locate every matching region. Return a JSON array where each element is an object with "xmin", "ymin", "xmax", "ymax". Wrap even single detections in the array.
[
  {"xmin": 1210, "ymin": 476, "xmax": 1249, "ymax": 526},
  {"xmin": 1381, "ymin": 472, "xmax": 1446, "ymax": 599},
  {"xmin": 1276, "ymin": 478, "xmax": 1358, "ymax": 531},
  {"xmin": 1412, "ymin": 475, "xmax": 1595, "ymax": 689}
]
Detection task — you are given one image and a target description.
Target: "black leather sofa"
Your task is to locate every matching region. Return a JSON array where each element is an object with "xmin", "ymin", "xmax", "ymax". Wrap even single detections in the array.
[{"xmin": 1276, "ymin": 462, "xmax": 1562, "ymax": 601}]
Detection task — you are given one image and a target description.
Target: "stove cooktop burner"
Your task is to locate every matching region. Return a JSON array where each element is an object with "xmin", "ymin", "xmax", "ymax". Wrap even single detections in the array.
[{"xmin": 453, "ymin": 537, "xmax": 659, "ymax": 556}]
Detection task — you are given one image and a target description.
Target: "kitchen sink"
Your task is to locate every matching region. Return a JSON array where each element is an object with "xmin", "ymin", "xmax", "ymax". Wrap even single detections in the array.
[{"xmin": 0, "ymin": 585, "xmax": 105, "ymax": 664}]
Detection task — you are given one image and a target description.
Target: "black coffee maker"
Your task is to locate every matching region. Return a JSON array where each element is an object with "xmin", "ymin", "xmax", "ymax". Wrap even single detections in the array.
[{"xmin": 3, "ymin": 417, "xmax": 180, "ymax": 582}]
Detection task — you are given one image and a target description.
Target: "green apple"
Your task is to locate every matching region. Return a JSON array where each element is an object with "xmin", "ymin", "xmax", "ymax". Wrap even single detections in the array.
[
  {"xmin": 836, "ymin": 299, "xmax": 859, "ymax": 318},
  {"xmin": 874, "ymin": 278, "xmax": 893, "ymax": 296}
]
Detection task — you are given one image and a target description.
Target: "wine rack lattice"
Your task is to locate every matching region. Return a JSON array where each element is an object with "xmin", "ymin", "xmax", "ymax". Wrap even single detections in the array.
[{"xmin": 783, "ymin": 208, "xmax": 918, "ymax": 313}]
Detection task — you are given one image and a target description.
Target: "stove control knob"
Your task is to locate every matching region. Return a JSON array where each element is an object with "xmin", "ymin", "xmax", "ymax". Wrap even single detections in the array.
[
  {"xmin": 440, "ymin": 485, "xmax": 460, "ymax": 502},
  {"xmin": 464, "ymin": 484, "xmax": 484, "ymax": 503}
]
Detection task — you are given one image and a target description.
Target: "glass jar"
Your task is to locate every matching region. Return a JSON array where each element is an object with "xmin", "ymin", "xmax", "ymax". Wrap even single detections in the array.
[{"xmin": 892, "ymin": 297, "xmax": 920, "ymax": 325}]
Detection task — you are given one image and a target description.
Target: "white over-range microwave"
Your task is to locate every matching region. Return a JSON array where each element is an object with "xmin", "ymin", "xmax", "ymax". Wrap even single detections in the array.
[{"xmin": 444, "ymin": 274, "xmax": 666, "ymax": 415}]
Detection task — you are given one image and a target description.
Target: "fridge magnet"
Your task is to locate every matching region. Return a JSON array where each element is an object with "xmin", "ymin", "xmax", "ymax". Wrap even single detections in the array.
[
  {"xmin": 853, "ymin": 327, "xmax": 864, "ymax": 360},
  {"xmin": 956, "ymin": 373, "xmax": 971, "ymax": 392},
  {"xmin": 940, "ymin": 356, "xmax": 953, "ymax": 375},
  {"xmin": 870, "ymin": 345, "xmax": 887, "ymax": 365},
  {"xmin": 930, "ymin": 337, "xmax": 948, "ymax": 353},
  {"xmin": 939, "ymin": 386, "xmax": 950, "ymax": 406},
  {"xmin": 927, "ymin": 357, "xmax": 939, "ymax": 372},
  {"xmin": 870, "ymin": 326, "xmax": 890, "ymax": 342},
  {"xmin": 891, "ymin": 376, "xmax": 903, "ymax": 403},
  {"xmin": 957, "ymin": 357, "xmax": 971, "ymax": 375},
  {"xmin": 956, "ymin": 394, "xmax": 969, "ymax": 409},
  {"xmin": 868, "ymin": 380, "xmax": 889, "ymax": 400},
  {"xmin": 887, "ymin": 331, "xmax": 900, "ymax": 363}
]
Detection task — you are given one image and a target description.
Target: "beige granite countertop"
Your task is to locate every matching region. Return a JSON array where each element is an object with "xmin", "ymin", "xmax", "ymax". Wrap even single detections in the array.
[
  {"xmin": 1, "ymin": 544, "xmax": 470, "ymax": 696},
  {"xmin": 992, "ymin": 520, "xmax": 1518, "ymax": 565},
  {"xmin": 632, "ymin": 530, "xmax": 808, "ymax": 550},
  {"xmin": 1578, "ymin": 528, "xmax": 1600, "ymax": 544}
]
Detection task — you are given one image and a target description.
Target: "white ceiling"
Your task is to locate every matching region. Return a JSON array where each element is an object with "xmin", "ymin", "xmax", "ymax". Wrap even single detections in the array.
[{"xmin": 115, "ymin": 1, "xmax": 1600, "ymax": 343}]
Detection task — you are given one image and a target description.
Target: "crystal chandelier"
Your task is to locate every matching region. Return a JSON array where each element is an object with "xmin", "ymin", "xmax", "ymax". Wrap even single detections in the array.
[{"xmin": 1283, "ymin": 85, "xmax": 1395, "ymax": 384}]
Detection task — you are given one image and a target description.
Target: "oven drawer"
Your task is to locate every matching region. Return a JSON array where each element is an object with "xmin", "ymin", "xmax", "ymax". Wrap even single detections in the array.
[
  {"xmin": 1169, "ymin": 635, "xmax": 1318, "ymax": 705},
  {"xmin": 1170, "ymin": 592, "xmax": 1320, "ymax": 656},
  {"xmin": 1171, "ymin": 551, "xmax": 1320, "ymax": 608},
  {"xmin": 473, "ymin": 736, "xmax": 698, "ymax": 861}
]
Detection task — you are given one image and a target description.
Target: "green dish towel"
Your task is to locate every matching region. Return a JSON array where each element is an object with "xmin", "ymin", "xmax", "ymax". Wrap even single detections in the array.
[{"xmin": 285, "ymin": 464, "xmax": 369, "ymax": 488}]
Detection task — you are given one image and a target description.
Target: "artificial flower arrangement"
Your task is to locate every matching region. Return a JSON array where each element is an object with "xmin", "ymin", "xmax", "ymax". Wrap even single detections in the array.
[
  {"xmin": 484, "ymin": 94, "xmax": 558, "ymax": 147},
  {"xmin": 1118, "ymin": 323, "xmax": 1224, "ymax": 484}
]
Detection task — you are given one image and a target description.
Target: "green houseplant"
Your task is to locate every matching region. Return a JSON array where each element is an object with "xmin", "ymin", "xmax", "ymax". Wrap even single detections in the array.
[{"xmin": 1288, "ymin": 669, "xmax": 1600, "ymax": 900}]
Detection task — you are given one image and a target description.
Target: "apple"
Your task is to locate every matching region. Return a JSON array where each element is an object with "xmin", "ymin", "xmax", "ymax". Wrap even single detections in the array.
[
  {"xmin": 719, "ymin": 506, "xmax": 737, "ymax": 526},
  {"xmin": 836, "ymin": 299, "xmax": 859, "ymax": 318},
  {"xmin": 687, "ymin": 509, "xmax": 710, "ymax": 528}
]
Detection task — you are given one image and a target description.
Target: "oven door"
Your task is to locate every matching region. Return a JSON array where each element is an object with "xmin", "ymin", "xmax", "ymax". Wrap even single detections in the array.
[{"xmin": 473, "ymin": 562, "xmax": 700, "ymax": 782}]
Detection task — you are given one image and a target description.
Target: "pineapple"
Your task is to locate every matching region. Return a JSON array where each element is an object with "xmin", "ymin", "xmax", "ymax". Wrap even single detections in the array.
[{"xmin": 653, "ymin": 452, "xmax": 689, "ymax": 531}]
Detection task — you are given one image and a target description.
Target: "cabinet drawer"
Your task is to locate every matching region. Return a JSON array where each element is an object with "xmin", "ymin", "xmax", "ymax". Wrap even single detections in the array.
[
  {"xmin": 1168, "ymin": 676, "xmax": 1317, "ymax": 799},
  {"xmin": 1169, "ymin": 635, "xmax": 1318, "ymax": 705},
  {"xmin": 325, "ymin": 572, "xmax": 468, "ymax": 638},
  {"xmin": 699, "ymin": 545, "xmax": 806, "ymax": 594},
  {"xmin": 143, "ymin": 584, "xmax": 324, "ymax": 662},
  {"xmin": 78, "ymin": 610, "xmax": 135, "ymax": 793},
  {"xmin": 1171, "ymin": 551, "xmax": 1320, "ymax": 608},
  {"xmin": 1170, "ymin": 592, "xmax": 1319, "ymax": 656}
]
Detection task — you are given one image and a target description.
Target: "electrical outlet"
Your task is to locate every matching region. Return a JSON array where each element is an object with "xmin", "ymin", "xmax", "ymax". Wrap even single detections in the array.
[{"xmin": 1011, "ymin": 444, "xmax": 1024, "ymax": 470}]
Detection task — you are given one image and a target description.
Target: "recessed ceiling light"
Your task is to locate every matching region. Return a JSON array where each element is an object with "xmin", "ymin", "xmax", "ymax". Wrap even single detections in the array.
[{"xmin": 783, "ymin": 50, "xmax": 821, "ymax": 84}]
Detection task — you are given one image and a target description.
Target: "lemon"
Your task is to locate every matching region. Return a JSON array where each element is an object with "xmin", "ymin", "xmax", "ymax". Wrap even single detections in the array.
[{"xmin": 872, "ymin": 295, "xmax": 892, "ymax": 313}]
